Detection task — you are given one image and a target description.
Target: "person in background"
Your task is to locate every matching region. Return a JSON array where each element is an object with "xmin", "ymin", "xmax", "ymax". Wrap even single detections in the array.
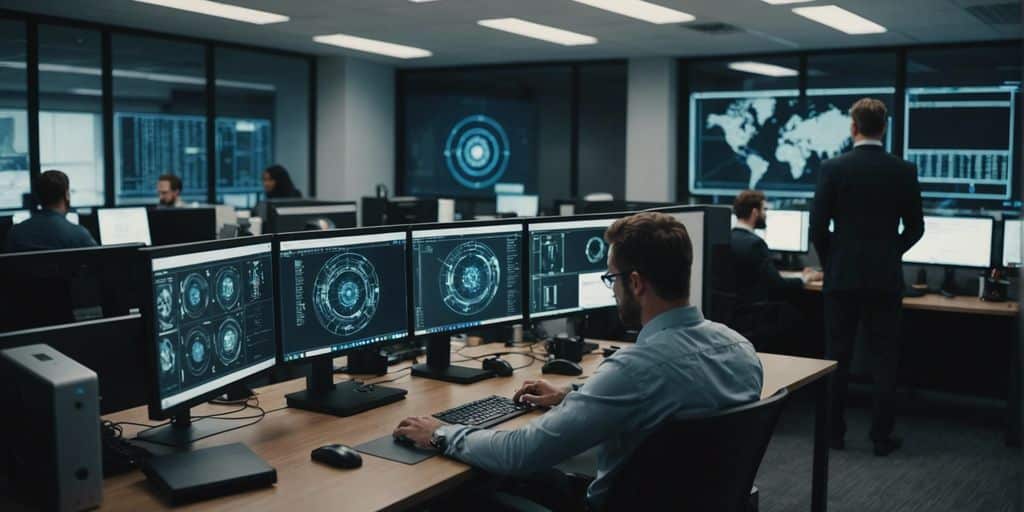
[
  {"xmin": 4, "ymin": 170, "xmax": 96, "ymax": 252},
  {"xmin": 157, "ymin": 173, "xmax": 184, "ymax": 207},
  {"xmin": 262, "ymin": 164, "xmax": 302, "ymax": 199},
  {"xmin": 393, "ymin": 212, "xmax": 763, "ymax": 511},
  {"xmin": 731, "ymin": 189, "xmax": 821, "ymax": 302},
  {"xmin": 811, "ymin": 98, "xmax": 924, "ymax": 456}
]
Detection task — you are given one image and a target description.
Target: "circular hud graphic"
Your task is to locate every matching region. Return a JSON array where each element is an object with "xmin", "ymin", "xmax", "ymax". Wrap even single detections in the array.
[
  {"xmin": 443, "ymin": 115, "xmax": 511, "ymax": 190},
  {"xmin": 214, "ymin": 267, "xmax": 242, "ymax": 311},
  {"xmin": 158, "ymin": 337, "xmax": 176, "ymax": 375},
  {"xmin": 313, "ymin": 252, "xmax": 381, "ymax": 337},
  {"xmin": 215, "ymin": 317, "xmax": 243, "ymax": 366},
  {"xmin": 185, "ymin": 328, "xmax": 212, "ymax": 377},
  {"xmin": 156, "ymin": 283, "xmax": 176, "ymax": 332},
  {"xmin": 585, "ymin": 237, "xmax": 607, "ymax": 264},
  {"xmin": 181, "ymin": 273, "xmax": 209, "ymax": 319},
  {"xmin": 439, "ymin": 241, "xmax": 501, "ymax": 316}
]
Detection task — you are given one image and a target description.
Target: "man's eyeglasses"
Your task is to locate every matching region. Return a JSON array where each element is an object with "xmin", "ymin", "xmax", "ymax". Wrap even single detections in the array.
[{"xmin": 601, "ymin": 271, "xmax": 631, "ymax": 289}]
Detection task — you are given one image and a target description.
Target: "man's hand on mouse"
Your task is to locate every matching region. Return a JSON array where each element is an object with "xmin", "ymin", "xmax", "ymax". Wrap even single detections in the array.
[
  {"xmin": 513, "ymin": 379, "xmax": 570, "ymax": 408},
  {"xmin": 393, "ymin": 416, "xmax": 444, "ymax": 449}
]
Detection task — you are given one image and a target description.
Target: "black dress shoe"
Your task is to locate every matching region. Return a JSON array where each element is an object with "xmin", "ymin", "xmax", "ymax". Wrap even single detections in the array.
[{"xmin": 873, "ymin": 437, "xmax": 902, "ymax": 456}]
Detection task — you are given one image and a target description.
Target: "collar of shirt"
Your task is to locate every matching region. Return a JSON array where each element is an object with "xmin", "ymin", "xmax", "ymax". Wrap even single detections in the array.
[
  {"xmin": 854, "ymin": 139, "xmax": 883, "ymax": 147},
  {"xmin": 37, "ymin": 209, "xmax": 62, "ymax": 217},
  {"xmin": 636, "ymin": 305, "xmax": 705, "ymax": 345},
  {"xmin": 733, "ymin": 222, "xmax": 756, "ymax": 234}
]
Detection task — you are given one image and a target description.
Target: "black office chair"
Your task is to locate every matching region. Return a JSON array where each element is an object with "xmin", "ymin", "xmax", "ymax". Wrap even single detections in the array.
[
  {"xmin": 489, "ymin": 389, "xmax": 789, "ymax": 512},
  {"xmin": 710, "ymin": 243, "xmax": 798, "ymax": 351},
  {"xmin": 604, "ymin": 388, "xmax": 789, "ymax": 512}
]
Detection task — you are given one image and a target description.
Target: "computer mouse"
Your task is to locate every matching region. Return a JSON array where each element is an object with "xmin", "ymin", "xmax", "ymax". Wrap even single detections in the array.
[
  {"xmin": 482, "ymin": 356, "xmax": 514, "ymax": 377},
  {"xmin": 311, "ymin": 444, "xmax": 362, "ymax": 469},
  {"xmin": 542, "ymin": 358, "xmax": 583, "ymax": 376},
  {"xmin": 393, "ymin": 434, "xmax": 416, "ymax": 447}
]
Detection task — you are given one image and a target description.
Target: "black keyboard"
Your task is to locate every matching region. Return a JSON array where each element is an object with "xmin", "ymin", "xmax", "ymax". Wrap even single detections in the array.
[{"xmin": 433, "ymin": 395, "xmax": 533, "ymax": 429}]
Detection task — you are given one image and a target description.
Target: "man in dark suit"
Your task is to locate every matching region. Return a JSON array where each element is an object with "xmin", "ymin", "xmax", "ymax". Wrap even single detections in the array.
[{"xmin": 811, "ymin": 98, "xmax": 924, "ymax": 456}]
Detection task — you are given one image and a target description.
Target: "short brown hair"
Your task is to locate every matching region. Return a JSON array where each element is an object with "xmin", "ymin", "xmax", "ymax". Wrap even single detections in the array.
[
  {"xmin": 849, "ymin": 98, "xmax": 887, "ymax": 138},
  {"xmin": 159, "ymin": 173, "xmax": 182, "ymax": 192},
  {"xmin": 604, "ymin": 212, "xmax": 693, "ymax": 301},
  {"xmin": 733, "ymin": 190, "xmax": 765, "ymax": 220}
]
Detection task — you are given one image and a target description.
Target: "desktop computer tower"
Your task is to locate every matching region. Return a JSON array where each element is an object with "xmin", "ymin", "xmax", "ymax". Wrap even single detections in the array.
[{"xmin": 0, "ymin": 344, "xmax": 102, "ymax": 512}]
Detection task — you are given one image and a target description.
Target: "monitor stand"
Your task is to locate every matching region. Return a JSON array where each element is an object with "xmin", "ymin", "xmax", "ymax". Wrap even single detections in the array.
[
  {"xmin": 564, "ymin": 314, "xmax": 599, "ymax": 355},
  {"xmin": 411, "ymin": 334, "xmax": 494, "ymax": 384},
  {"xmin": 136, "ymin": 411, "xmax": 247, "ymax": 448},
  {"xmin": 776, "ymin": 253, "xmax": 803, "ymax": 271},
  {"xmin": 286, "ymin": 358, "xmax": 407, "ymax": 417}
]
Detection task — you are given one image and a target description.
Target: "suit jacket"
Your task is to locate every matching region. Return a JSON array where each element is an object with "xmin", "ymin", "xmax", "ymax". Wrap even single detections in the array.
[
  {"xmin": 730, "ymin": 227, "xmax": 803, "ymax": 303},
  {"xmin": 810, "ymin": 145, "xmax": 925, "ymax": 294}
]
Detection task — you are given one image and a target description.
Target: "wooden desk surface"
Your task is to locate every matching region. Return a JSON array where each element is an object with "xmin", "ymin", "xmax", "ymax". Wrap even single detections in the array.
[
  {"xmin": 779, "ymin": 271, "xmax": 1019, "ymax": 317},
  {"xmin": 101, "ymin": 343, "xmax": 835, "ymax": 512}
]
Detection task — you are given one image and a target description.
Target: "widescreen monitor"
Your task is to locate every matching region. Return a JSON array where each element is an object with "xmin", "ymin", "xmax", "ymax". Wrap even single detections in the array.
[
  {"xmin": 730, "ymin": 209, "xmax": 810, "ymax": 253},
  {"xmin": 496, "ymin": 194, "xmax": 539, "ymax": 218},
  {"xmin": 148, "ymin": 207, "xmax": 217, "ymax": 246},
  {"xmin": 1003, "ymin": 219, "xmax": 1021, "ymax": 268},
  {"xmin": 140, "ymin": 237, "xmax": 276, "ymax": 439},
  {"xmin": 98, "ymin": 207, "xmax": 151, "ymax": 246},
  {"xmin": 271, "ymin": 203, "xmax": 357, "ymax": 233},
  {"xmin": 903, "ymin": 216, "xmax": 994, "ymax": 268},
  {"xmin": 527, "ymin": 217, "xmax": 617, "ymax": 320}
]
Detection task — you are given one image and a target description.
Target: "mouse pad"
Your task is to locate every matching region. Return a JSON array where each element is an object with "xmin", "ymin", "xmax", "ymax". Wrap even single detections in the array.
[{"xmin": 355, "ymin": 435, "xmax": 437, "ymax": 465}]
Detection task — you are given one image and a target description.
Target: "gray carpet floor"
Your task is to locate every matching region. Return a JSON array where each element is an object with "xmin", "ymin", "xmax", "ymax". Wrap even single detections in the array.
[{"xmin": 756, "ymin": 392, "xmax": 1020, "ymax": 512}]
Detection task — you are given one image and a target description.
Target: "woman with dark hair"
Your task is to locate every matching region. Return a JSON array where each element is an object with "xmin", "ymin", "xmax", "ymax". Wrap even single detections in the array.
[{"xmin": 262, "ymin": 164, "xmax": 302, "ymax": 198}]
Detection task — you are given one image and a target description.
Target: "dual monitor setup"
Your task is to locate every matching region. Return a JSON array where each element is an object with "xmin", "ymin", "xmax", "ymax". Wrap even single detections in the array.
[{"xmin": 136, "ymin": 210, "xmax": 708, "ymax": 448}]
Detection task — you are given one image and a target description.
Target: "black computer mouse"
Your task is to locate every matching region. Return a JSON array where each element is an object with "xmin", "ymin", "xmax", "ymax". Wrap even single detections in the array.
[
  {"xmin": 393, "ymin": 434, "xmax": 417, "ymax": 447},
  {"xmin": 311, "ymin": 444, "xmax": 362, "ymax": 469},
  {"xmin": 482, "ymin": 356, "xmax": 514, "ymax": 377},
  {"xmin": 542, "ymin": 358, "xmax": 583, "ymax": 376}
]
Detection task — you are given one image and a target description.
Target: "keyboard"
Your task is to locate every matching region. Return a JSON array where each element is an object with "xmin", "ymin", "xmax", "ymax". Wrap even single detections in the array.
[{"xmin": 433, "ymin": 395, "xmax": 533, "ymax": 429}]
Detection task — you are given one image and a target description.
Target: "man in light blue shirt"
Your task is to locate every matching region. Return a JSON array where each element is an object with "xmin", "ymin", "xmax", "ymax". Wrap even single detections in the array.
[{"xmin": 394, "ymin": 212, "xmax": 764, "ymax": 510}]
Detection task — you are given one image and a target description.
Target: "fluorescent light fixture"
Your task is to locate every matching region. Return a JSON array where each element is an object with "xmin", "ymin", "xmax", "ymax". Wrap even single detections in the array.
[
  {"xmin": 761, "ymin": 0, "xmax": 814, "ymax": 4},
  {"xmin": 132, "ymin": 0, "xmax": 289, "ymax": 25},
  {"xmin": 477, "ymin": 18, "xmax": 597, "ymax": 46},
  {"xmin": 792, "ymin": 5, "xmax": 887, "ymax": 34},
  {"xmin": 409, "ymin": 0, "xmax": 438, "ymax": 2},
  {"xmin": 69, "ymin": 88, "xmax": 102, "ymax": 96},
  {"xmin": 572, "ymin": 0, "xmax": 694, "ymax": 24},
  {"xmin": 728, "ymin": 61, "xmax": 799, "ymax": 77},
  {"xmin": 313, "ymin": 34, "xmax": 432, "ymax": 59}
]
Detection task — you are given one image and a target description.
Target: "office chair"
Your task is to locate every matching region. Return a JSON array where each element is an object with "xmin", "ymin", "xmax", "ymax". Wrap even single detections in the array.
[
  {"xmin": 711, "ymin": 243, "xmax": 799, "ymax": 352},
  {"xmin": 489, "ymin": 389, "xmax": 789, "ymax": 512}
]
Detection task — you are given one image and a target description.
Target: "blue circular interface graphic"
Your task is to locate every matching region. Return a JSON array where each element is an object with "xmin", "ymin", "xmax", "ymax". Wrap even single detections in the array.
[
  {"xmin": 439, "ymin": 241, "xmax": 501, "ymax": 316},
  {"xmin": 158, "ymin": 337, "xmax": 176, "ymax": 374},
  {"xmin": 216, "ymin": 317, "xmax": 243, "ymax": 366},
  {"xmin": 313, "ymin": 252, "xmax": 381, "ymax": 337},
  {"xmin": 444, "ymin": 115, "xmax": 511, "ymax": 190},
  {"xmin": 156, "ymin": 284, "xmax": 175, "ymax": 332},
  {"xmin": 185, "ymin": 328, "xmax": 211, "ymax": 377},
  {"xmin": 181, "ymin": 273, "xmax": 209, "ymax": 319},
  {"xmin": 214, "ymin": 267, "xmax": 241, "ymax": 311},
  {"xmin": 585, "ymin": 237, "xmax": 607, "ymax": 264}
]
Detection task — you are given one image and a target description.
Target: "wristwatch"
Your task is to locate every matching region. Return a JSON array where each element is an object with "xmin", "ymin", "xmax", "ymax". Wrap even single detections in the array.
[{"xmin": 430, "ymin": 429, "xmax": 448, "ymax": 451}]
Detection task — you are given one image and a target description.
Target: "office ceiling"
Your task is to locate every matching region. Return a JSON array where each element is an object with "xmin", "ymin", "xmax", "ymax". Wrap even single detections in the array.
[{"xmin": 0, "ymin": 0, "xmax": 1019, "ymax": 67}]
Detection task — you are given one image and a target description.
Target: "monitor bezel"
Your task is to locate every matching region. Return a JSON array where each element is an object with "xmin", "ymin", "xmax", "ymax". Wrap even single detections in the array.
[
  {"xmin": 409, "ymin": 218, "xmax": 528, "ymax": 337},
  {"xmin": 138, "ymin": 235, "xmax": 277, "ymax": 421},
  {"xmin": 273, "ymin": 225, "xmax": 414, "ymax": 365},
  {"xmin": 96, "ymin": 205, "xmax": 153, "ymax": 246},
  {"xmin": 902, "ymin": 214, "xmax": 996, "ymax": 269},
  {"xmin": 524, "ymin": 212, "xmax": 634, "ymax": 323},
  {"xmin": 1001, "ymin": 218, "xmax": 1021, "ymax": 269}
]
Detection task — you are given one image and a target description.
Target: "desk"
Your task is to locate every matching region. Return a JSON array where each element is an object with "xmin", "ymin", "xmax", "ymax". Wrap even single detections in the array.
[
  {"xmin": 101, "ymin": 343, "xmax": 836, "ymax": 512},
  {"xmin": 782, "ymin": 270, "xmax": 1020, "ymax": 445}
]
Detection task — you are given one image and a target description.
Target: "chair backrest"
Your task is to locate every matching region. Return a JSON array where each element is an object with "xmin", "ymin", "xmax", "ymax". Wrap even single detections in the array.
[
  {"xmin": 605, "ymin": 388, "xmax": 789, "ymax": 512},
  {"xmin": 708, "ymin": 243, "xmax": 739, "ymax": 324}
]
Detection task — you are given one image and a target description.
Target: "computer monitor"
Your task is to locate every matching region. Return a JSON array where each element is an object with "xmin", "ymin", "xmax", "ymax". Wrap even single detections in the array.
[
  {"xmin": 0, "ymin": 244, "xmax": 144, "ymax": 332},
  {"xmin": 527, "ymin": 216, "xmax": 617, "ymax": 321},
  {"xmin": 11, "ymin": 209, "xmax": 29, "ymax": 224},
  {"xmin": 97, "ymin": 207, "xmax": 152, "ymax": 246},
  {"xmin": 1003, "ymin": 219, "xmax": 1021, "ymax": 268},
  {"xmin": 903, "ymin": 215, "xmax": 994, "ymax": 268},
  {"xmin": 729, "ymin": 210, "xmax": 810, "ymax": 253},
  {"xmin": 147, "ymin": 207, "xmax": 217, "ymax": 246},
  {"xmin": 496, "ymin": 194, "xmax": 539, "ymax": 218},
  {"xmin": 137, "ymin": 237, "xmax": 277, "ymax": 446},
  {"xmin": 275, "ymin": 227, "xmax": 411, "ymax": 416},
  {"xmin": 270, "ymin": 203, "xmax": 357, "ymax": 233},
  {"xmin": 0, "ymin": 314, "xmax": 146, "ymax": 414},
  {"xmin": 410, "ymin": 220, "xmax": 525, "ymax": 383}
]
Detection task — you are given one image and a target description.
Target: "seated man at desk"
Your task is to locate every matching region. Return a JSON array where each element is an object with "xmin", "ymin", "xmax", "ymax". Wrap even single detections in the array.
[
  {"xmin": 730, "ymin": 189, "xmax": 821, "ymax": 301},
  {"xmin": 4, "ymin": 170, "xmax": 96, "ymax": 253},
  {"xmin": 394, "ymin": 212, "xmax": 764, "ymax": 511}
]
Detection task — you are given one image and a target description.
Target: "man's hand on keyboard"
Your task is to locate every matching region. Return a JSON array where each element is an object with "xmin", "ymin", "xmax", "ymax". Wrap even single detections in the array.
[
  {"xmin": 394, "ymin": 416, "xmax": 444, "ymax": 449},
  {"xmin": 513, "ymin": 379, "xmax": 570, "ymax": 408}
]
